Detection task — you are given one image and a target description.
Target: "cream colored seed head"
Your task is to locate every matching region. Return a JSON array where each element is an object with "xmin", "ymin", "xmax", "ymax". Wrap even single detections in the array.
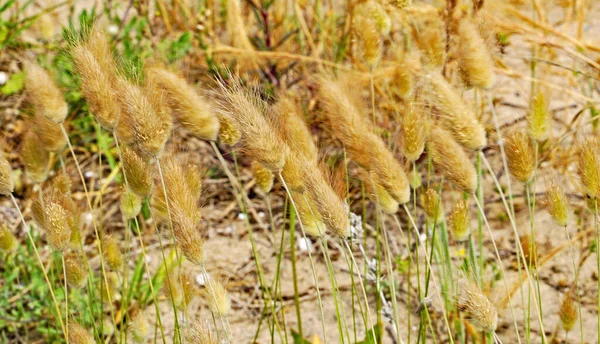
[
  {"xmin": 65, "ymin": 253, "xmax": 89, "ymax": 288},
  {"xmin": 402, "ymin": 105, "xmax": 429, "ymax": 162},
  {"xmin": 204, "ymin": 279, "xmax": 231, "ymax": 316},
  {"xmin": 120, "ymin": 188, "xmax": 142, "ymax": 219},
  {"xmin": 427, "ymin": 127, "xmax": 478, "ymax": 194},
  {"xmin": 457, "ymin": 19, "xmax": 494, "ymax": 90},
  {"xmin": 188, "ymin": 319, "xmax": 218, "ymax": 344},
  {"xmin": 0, "ymin": 225, "xmax": 18, "ymax": 252},
  {"xmin": 32, "ymin": 115, "xmax": 67, "ymax": 153},
  {"xmin": 292, "ymin": 190, "xmax": 325, "ymax": 237},
  {"xmin": 251, "ymin": 161, "xmax": 274, "ymax": 193},
  {"xmin": 121, "ymin": 145, "xmax": 153, "ymax": 198},
  {"xmin": 577, "ymin": 139, "xmax": 600, "ymax": 199},
  {"xmin": 505, "ymin": 132, "xmax": 535, "ymax": 183},
  {"xmin": 448, "ymin": 199, "xmax": 470, "ymax": 241},
  {"xmin": 23, "ymin": 60, "xmax": 68, "ymax": 123},
  {"xmin": 456, "ymin": 277, "xmax": 498, "ymax": 333},
  {"xmin": 364, "ymin": 174, "xmax": 399, "ymax": 214},
  {"xmin": 273, "ymin": 96, "xmax": 318, "ymax": 162},
  {"xmin": 544, "ymin": 183, "xmax": 569, "ymax": 227},
  {"xmin": 103, "ymin": 235, "xmax": 123, "ymax": 271},
  {"xmin": 146, "ymin": 66, "xmax": 220, "ymax": 141},
  {"xmin": 21, "ymin": 131, "xmax": 50, "ymax": 184},
  {"xmin": 130, "ymin": 311, "xmax": 150, "ymax": 344},
  {"xmin": 421, "ymin": 188, "xmax": 443, "ymax": 224},
  {"xmin": 559, "ymin": 292, "xmax": 577, "ymax": 332},
  {"xmin": 353, "ymin": 15, "xmax": 382, "ymax": 68},
  {"xmin": 527, "ymin": 89, "xmax": 551, "ymax": 142},
  {"xmin": 217, "ymin": 114, "xmax": 241, "ymax": 145},
  {"xmin": 43, "ymin": 202, "xmax": 72, "ymax": 251},
  {"xmin": 68, "ymin": 322, "xmax": 95, "ymax": 344},
  {"xmin": 0, "ymin": 151, "xmax": 12, "ymax": 195}
]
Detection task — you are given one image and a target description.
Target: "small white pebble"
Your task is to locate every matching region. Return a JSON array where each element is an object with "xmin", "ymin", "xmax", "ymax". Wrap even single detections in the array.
[
  {"xmin": 145, "ymin": 255, "xmax": 152, "ymax": 263},
  {"xmin": 83, "ymin": 212, "xmax": 93, "ymax": 225},
  {"xmin": 204, "ymin": 9, "xmax": 211, "ymax": 16},
  {"xmin": 496, "ymin": 139, "xmax": 504, "ymax": 147},
  {"xmin": 107, "ymin": 24, "xmax": 119, "ymax": 36},
  {"xmin": 0, "ymin": 71, "xmax": 7, "ymax": 86},
  {"xmin": 237, "ymin": 213, "xmax": 247, "ymax": 220},
  {"xmin": 258, "ymin": 211, "xmax": 265, "ymax": 218},
  {"xmin": 196, "ymin": 272, "xmax": 210, "ymax": 286},
  {"xmin": 298, "ymin": 237, "xmax": 312, "ymax": 251},
  {"xmin": 196, "ymin": 24, "xmax": 205, "ymax": 31},
  {"xmin": 225, "ymin": 226, "xmax": 233, "ymax": 234},
  {"xmin": 419, "ymin": 233, "xmax": 427, "ymax": 243},
  {"xmin": 84, "ymin": 171, "xmax": 96, "ymax": 178}
]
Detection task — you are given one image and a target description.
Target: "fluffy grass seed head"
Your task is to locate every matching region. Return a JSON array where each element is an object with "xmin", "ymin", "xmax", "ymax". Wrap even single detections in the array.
[
  {"xmin": 251, "ymin": 161, "xmax": 274, "ymax": 193},
  {"xmin": 421, "ymin": 188, "xmax": 443, "ymax": 224},
  {"xmin": 577, "ymin": 139, "xmax": 600, "ymax": 199},
  {"xmin": 456, "ymin": 277, "xmax": 498, "ymax": 333},
  {"xmin": 425, "ymin": 73, "xmax": 487, "ymax": 150},
  {"xmin": 32, "ymin": 198, "xmax": 72, "ymax": 251},
  {"xmin": 504, "ymin": 132, "xmax": 535, "ymax": 183},
  {"xmin": 71, "ymin": 44, "xmax": 121, "ymax": 129},
  {"xmin": 0, "ymin": 225, "xmax": 18, "ymax": 252},
  {"xmin": 103, "ymin": 235, "xmax": 123, "ymax": 271},
  {"xmin": 121, "ymin": 145, "xmax": 154, "ymax": 198},
  {"xmin": 146, "ymin": 66, "xmax": 220, "ymax": 141},
  {"xmin": 457, "ymin": 19, "xmax": 494, "ymax": 89},
  {"xmin": 0, "ymin": 151, "xmax": 13, "ymax": 195},
  {"xmin": 520, "ymin": 234, "xmax": 538, "ymax": 266},
  {"xmin": 120, "ymin": 188, "xmax": 142, "ymax": 219},
  {"xmin": 130, "ymin": 311, "xmax": 150, "ymax": 344},
  {"xmin": 203, "ymin": 279, "xmax": 231, "ymax": 316},
  {"xmin": 101, "ymin": 271, "xmax": 120, "ymax": 304},
  {"xmin": 68, "ymin": 322, "xmax": 95, "ymax": 344},
  {"xmin": 559, "ymin": 292, "xmax": 577, "ymax": 332},
  {"xmin": 292, "ymin": 190, "xmax": 326, "ymax": 237},
  {"xmin": 64, "ymin": 253, "xmax": 89, "ymax": 288},
  {"xmin": 527, "ymin": 89, "xmax": 551, "ymax": 142},
  {"xmin": 428, "ymin": 127, "xmax": 478, "ymax": 194},
  {"xmin": 216, "ymin": 79, "xmax": 286, "ymax": 172},
  {"xmin": 188, "ymin": 320, "xmax": 218, "ymax": 344},
  {"xmin": 544, "ymin": 183, "xmax": 570, "ymax": 227},
  {"xmin": 273, "ymin": 96, "xmax": 318, "ymax": 162},
  {"xmin": 363, "ymin": 172, "xmax": 399, "ymax": 214},
  {"xmin": 352, "ymin": 15, "xmax": 382, "ymax": 68},
  {"xmin": 402, "ymin": 104, "xmax": 429, "ymax": 162},
  {"xmin": 23, "ymin": 60, "xmax": 67, "ymax": 123},
  {"xmin": 32, "ymin": 114, "xmax": 67, "ymax": 153},
  {"xmin": 217, "ymin": 114, "xmax": 241, "ymax": 145},
  {"xmin": 20, "ymin": 131, "xmax": 50, "ymax": 184},
  {"xmin": 448, "ymin": 199, "xmax": 470, "ymax": 241}
]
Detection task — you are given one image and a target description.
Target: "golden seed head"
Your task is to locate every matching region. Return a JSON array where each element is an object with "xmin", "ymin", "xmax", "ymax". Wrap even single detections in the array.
[
  {"xmin": 204, "ymin": 279, "xmax": 231, "ymax": 316},
  {"xmin": 130, "ymin": 311, "xmax": 150, "ymax": 344},
  {"xmin": 121, "ymin": 145, "xmax": 154, "ymax": 198},
  {"xmin": 165, "ymin": 268, "xmax": 198, "ymax": 310},
  {"xmin": 425, "ymin": 73, "xmax": 487, "ymax": 150},
  {"xmin": 457, "ymin": 19, "xmax": 494, "ymax": 89},
  {"xmin": 544, "ymin": 183, "xmax": 569, "ymax": 227},
  {"xmin": 363, "ymin": 173, "xmax": 399, "ymax": 214},
  {"xmin": 21, "ymin": 131, "xmax": 50, "ymax": 184},
  {"xmin": 188, "ymin": 319, "xmax": 218, "ymax": 344},
  {"xmin": 559, "ymin": 292, "xmax": 577, "ymax": 332},
  {"xmin": 68, "ymin": 322, "xmax": 95, "ymax": 344},
  {"xmin": 428, "ymin": 127, "xmax": 478, "ymax": 194},
  {"xmin": 412, "ymin": 15, "xmax": 446, "ymax": 68},
  {"xmin": 101, "ymin": 271, "xmax": 120, "ymax": 304},
  {"xmin": 505, "ymin": 132, "xmax": 535, "ymax": 183},
  {"xmin": 456, "ymin": 277, "xmax": 498, "ymax": 333},
  {"xmin": 353, "ymin": 15, "xmax": 382, "ymax": 68},
  {"xmin": 172, "ymin": 213, "xmax": 205, "ymax": 265},
  {"xmin": 120, "ymin": 188, "xmax": 142, "ymax": 219},
  {"xmin": 390, "ymin": 66, "xmax": 414, "ymax": 99},
  {"xmin": 402, "ymin": 105, "xmax": 429, "ymax": 162},
  {"xmin": 389, "ymin": 0, "xmax": 409, "ymax": 9},
  {"xmin": 0, "ymin": 151, "xmax": 13, "ymax": 195},
  {"xmin": 65, "ymin": 253, "xmax": 89, "ymax": 288},
  {"xmin": 292, "ymin": 191, "xmax": 325, "ymax": 237},
  {"xmin": 527, "ymin": 89, "xmax": 551, "ymax": 142},
  {"xmin": 448, "ymin": 199, "xmax": 470, "ymax": 241},
  {"xmin": 103, "ymin": 235, "xmax": 123, "ymax": 271},
  {"xmin": 31, "ymin": 114, "xmax": 67, "ymax": 153},
  {"xmin": 216, "ymin": 79, "xmax": 286, "ymax": 172},
  {"xmin": 421, "ymin": 188, "xmax": 443, "ymax": 224},
  {"xmin": 355, "ymin": 0, "xmax": 391, "ymax": 36},
  {"xmin": 281, "ymin": 152, "xmax": 306, "ymax": 193},
  {"xmin": 0, "ymin": 225, "xmax": 18, "ymax": 252},
  {"xmin": 23, "ymin": 60, "xmax": 68, "ymax": 123},
  {"xmin": 577, "ymin": 139, "xmax": 600, "ymax": 198},
  {"xmin": 43, "ymin": 202, "xmax": 72, "ymax": 251},
  {"xmin": 273, "ymin": 96, "xmax": 318, "ymax": 162},
  {"xmin": 146, "ymin": 66, "xmax": 220, "ymax": 141},
  {"xmin": 217, "ymin": 114, "xmax": 242, "ymax": 145},
  {"xmin": 251, "ymin": 161, "xmax": 274, "ymax": 194},
  {"xmin": 520, "ymin": 234, "xmax": 538, "ymax": 266}
]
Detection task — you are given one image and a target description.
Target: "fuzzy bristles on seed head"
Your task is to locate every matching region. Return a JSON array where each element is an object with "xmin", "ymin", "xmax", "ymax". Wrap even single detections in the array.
[
  {"xmin": 0, "ymin": 151, "xmax": 13, "ymax": 195},
  {"xmin": 527, "ymin": 89, "xmax": 551, "ymax": 142},
  {"xmin": 120, "ymin": 188, "xmax": 142, "ymax": 219},
  {"xmin": 577, "ymin": 139, "xmax": 600, "ymax": 199},
  {"xmin": 520, "ymin": 234, "xmax": 538, "ymax": 266},
  {"xmin": 23, "ymin": 60, "xmax": 67, "ymax": 123},
  {"xmin": 31, "ymin": 115, "xmax": 67, "ymax": 153},
  {"xmin": 64, "ymin": 253, "xmax": 88, "ymax": 288},
  {"xmin": 203, "ymin": 279, "xmax": 231, "ymax": 316},
  {"xmin": 448, "ymin": 199, "xmax": 470, "ymax": 241},
  {"xmin": 216, "ymin": 79, "xmax": 286, "ymax": 171},
  {"xmin": 165, "ymin": 267, "xmax": 198, "ymax": 310},
  {"xmin": 421, "ymin": 188, "xmax": 443, "ymax": 224},
  {"xmin": 21, "ymin": 131, "xmax": 50, "ymax": 183},
  {"xmin": 130, "ymin": 311, "xmax": 150, "ymax": 343},
  {"xmin": 71, "ymin": 44, "xmax": 121, "ymax": 129},
  {"xmin": 103, "ymin": 235, "xmax": 123, "ymax": 270},
  {"xmin": 146, "ymin": 66, "xmax": 220, "ymax": 141},
  {"xmin": 117, "ymin": 78, "xmax": 172, "ymax": 159},
  {"xmin": 424, "ymin": 73, "xmax": 487, "ymax": 150},
  {"xmin": 251, "ymin": 161, "xmax": 274, "ymax": 194},
  {"xmin": 292, "ymin": 190, "xmax": 326, "ymax": 237},
  {"xmin": 505, "ymin": 132, "xmax": 535, "ymax": 183},
  {"xmin": 68, "ymin": 322, "xmax": 95, "ymax": 344},
  {"xmin": 352, "ymin": 15, "xmax": 382, "ymax": 68},
  {"xmin": 412, "ymin": 14, "xmax": 445, "ymax": 68},
  {"xmin": 559, "ymin": 292, "xmax": 577, "ymax": 332},
  {"xmin": 272, "ymin": 96, "xmax": 318, "ymax": 162},
  {"xmin": 121, "ymin": 145, "xmax": 153, "ymax": 198},
  {"xmin": 217, "ymin": 114, "xmax": 241, "ymax": 145},
  {"xmin": 457, "ymin": 19, "xmax": 494, "ymax": 89},
  {"xmin": 402, "ymin": 104, "xmax": 429, "ymax": 162},
  {"xmin": 456, "ymin": 277, "xmax": 498, "ymax": 333},
  {"xmin": 188, "ymin": 319, "xmax": 218, "ymax": 344},
  {"xmin": 355, "ymin": 0, "xmax": 391, "ymax": 36},
  {"xmin": 544, "ymin": 183, "xmax": 569, "ymax": 226},
  {"xmin": 0, "ymin": 225, "xmax": 18, "ymax": 252},
  {"xmin": 32, "ymin": 197, "xmax": 72, "ymax": 251},
  {"xmin": 101, "ymin": 271, "xmax": 120, "ymax": 304},
  {"xmin": 362, "ymin": 172, "xmax": 399, "ymax": 214},
  {"xmin": 428, "ymin": 127, "xmax": 478, "ymax": 194},
  {"xmin": 318, "ymin": 75, "xmax": 410, "ymax": 204}
]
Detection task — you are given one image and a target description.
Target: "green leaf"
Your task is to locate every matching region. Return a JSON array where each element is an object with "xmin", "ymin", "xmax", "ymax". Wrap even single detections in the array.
[
  {"xmin": 1, "ymin": 71, "xmax": 24, "ymax": 95},
  {"xmin": 356, "ymin": 323, "xmax": 382, "ymax": 344},
  {"xmin": 291, "ymin": 329, "xmax": 312, "ymax": 344}
]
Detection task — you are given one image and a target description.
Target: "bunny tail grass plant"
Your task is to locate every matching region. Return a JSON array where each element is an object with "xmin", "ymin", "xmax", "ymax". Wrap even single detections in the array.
[
  {"xmin": 217, "ymin": 114, "xmax": 241, "ymax": 145},
  {"xmin": 23, "ymin": 60, "xmax": 68, "ymax": 124},
  {"xmin": 448, "ymin": 199, "xmax": 470, "ymax": 241},
  {"xmin": 401, "ymin": 103, "xmax": 429, "ymax": 162},
  {"xmin": 20, "ymin": 130, "xmax": 51, "ymax": 184},
  {"xmin": 456, "ymin": 276, "xmax": 498, "ymax": 334},
  {"xmin": 362, "ymin": 171, "xmax": 399, "ymax": 214},
  {"xmin": 251, "ymin": 161, "xmax": 274, "ymax": 194},
  {"xmin": 421, "ymin": 188, "xmax": 443, "ymax": 225},
  {"xmin": 424, "ymin": 73, "xmax": 487, "ymax": 150},
  {"xmin": 31, "ymin": 114, "xmax": 68, "ymax": 153},
  {"xmin": 527, "ymin": 88, "xmax": 551, "ymax": 142},
  {"xmin": 273, "ymin": 96, "xmax": 318, "ymax": 161},
  {"xmin": 146, "ymin": 65, "xmax": 220, "ymax": 141},
  {"xmin": 202, "ymin": 278, "xmax": 232, "ymax": 317},
  {"xmin": 428, "ymin": 126, "xmax": 478, "ymax": 193},
  {"xmin": 188, "ymin": 319, "xmax": 218, "ymax": 344},
  {"xmin": 64, "ymin": 252, "xmax": 89, "ymax": 288},
  {"xmin": 31, "ymin": 189, "xmax": 73, "ymax": 252},
  {"xmin": 559, "ymin": 291, "xmax": 578, "ymax": 337},
  {"xmin": 504, "ymin": 132, "xmax": 536, "ymax": 184},
  {"xmin": 457, "ymin": 18, "xmax": 494, "ymax": 90},
  {"xmin": 68, "ymin": 322, "xmax": 95, "ymax": 344},
  {"xmin": 121, "ymin": 145, "xmax": 154, "ymax": 198},
  {"xmin": 317, "ymin": 74, "xmax": 410, "ymax": 204}
]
